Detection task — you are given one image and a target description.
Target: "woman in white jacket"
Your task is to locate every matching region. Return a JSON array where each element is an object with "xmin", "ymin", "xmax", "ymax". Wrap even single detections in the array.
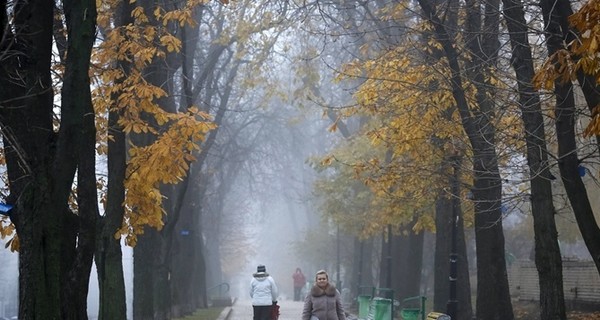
[{"xmin": 250, "ymin": 265, "xmax": 279, "ymax": 320}]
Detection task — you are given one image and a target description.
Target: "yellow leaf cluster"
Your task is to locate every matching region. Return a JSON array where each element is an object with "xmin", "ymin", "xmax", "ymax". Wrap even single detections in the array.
[
  {"xmin": 161, "ymin": 9, "xmax": 196, "ymax": 28},
  {"xmin": 159, "ymin": 34, "xmax": 182, "ymax": 53},
  {"xmin": 91, "ymin": 0, "xmax": 220, "ymax": 245},
  {"xmin": 320, "ymin": 25, "xmax": 484, "ymax": 236},
  {"xmin": 568, "ymin": 0, "xmax": 600, "ymax": 136},
  {"xmin": 0, "ymin": 217, "xmax": 18, "ymax": 252},
  {"xmin": 0, "ymin": 217, "xmax": 15, "ymax": 239},
  {"xmin": 119, "ymin": 108, "xmax": 216, "ymax": 245}
]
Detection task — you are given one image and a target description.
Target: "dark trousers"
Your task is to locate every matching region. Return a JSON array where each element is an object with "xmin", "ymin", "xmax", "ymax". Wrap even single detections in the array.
[
  {"xmin": 294, "ymin": 286, "xmax": 303, "ymax": 301},
  {"xmin": 253, "ymin": 305, "xmax": 272, "ymax": 320}
]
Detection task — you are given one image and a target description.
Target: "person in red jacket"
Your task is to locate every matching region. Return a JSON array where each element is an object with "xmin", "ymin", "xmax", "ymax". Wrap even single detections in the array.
[{"xmin": 292, "ymin": 267, "xmax": 306, "ymax": 301}]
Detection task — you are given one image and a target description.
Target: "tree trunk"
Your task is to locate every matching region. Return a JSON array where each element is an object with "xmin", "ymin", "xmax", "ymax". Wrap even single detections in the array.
[
  {"xmin": 417, "ymin": 0, "xmax": 514, "ymax": 318},
  {"xmin": 59, "ymin": 0, "xmax": 98, "ymax": 318},
  {"xmin": 1, "ymin": 0, "xmax": 64, "ymax": 318},
  {"xmin": 95, "ymin": 2, "xmax": 132, "ymax": 313},
  {"xmin": 434, "ymin": 161, "xmax": 472, "ymax": 320},
  {"xmin": 502, "ymin": 0, "xmax": 566, "ymax": 318},
  {"xmin": 350, "ymin": 237, "xmax": 374, "ymax": 299},
  {"xmin": 171, "ymin": 209, "xmax": 197, "ymax": 317},
  {"xmin": 96, "ymin": 100, "xmax": 127, "ymax": 320},
  {"xmin": 133, "ymin": 228, "xmax": 158, "ymax": 320},
  {"xmin": 391, "ymin": 222, "xmax": 424, "ymax": 301},
  {"xmin": 539, "ymin": 0, "xmax": 600, "ymax": 276}
]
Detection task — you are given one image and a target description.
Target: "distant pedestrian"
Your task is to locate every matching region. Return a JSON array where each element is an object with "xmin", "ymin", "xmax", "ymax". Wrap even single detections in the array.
[
  {"xmin": 302, "ymin": 270, "xmax": 346, "ymax": 320},
  {"xmin": 250, "ymin": 264, "xmax": 279, "ymax": 320},
  {"xmin": 292, "ymin": 267, "xmax": 306, "ymax": 301}
]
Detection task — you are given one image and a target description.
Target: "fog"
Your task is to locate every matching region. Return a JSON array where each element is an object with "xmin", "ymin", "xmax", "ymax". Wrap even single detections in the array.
[
  {"xmin": 218, "ymin": 109, "xmax": 342, "ymax": 301},
  {"xmin": 2, "ymin": 0, "xmax": 599, "ymax": 319},
  {"xmin": 0, "ymin": 242, "xmax": 17, "ymax": 317},
  {"xmin": 0, "ymin": 103, "xmax": 340, "ymax": 319}
]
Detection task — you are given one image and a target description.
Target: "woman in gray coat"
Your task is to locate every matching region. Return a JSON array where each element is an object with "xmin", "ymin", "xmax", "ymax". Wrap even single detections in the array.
[{"xmin": 302, "ymin": 270, "xmax": 346, "ymax": 320}]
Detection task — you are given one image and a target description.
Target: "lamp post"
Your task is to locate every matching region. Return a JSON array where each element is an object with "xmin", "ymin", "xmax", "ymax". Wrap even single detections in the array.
[
  {"xmin": 386, "ymin": 224, "xmax": 392, "ymax": 290},
  {"xmin": 336, "ymin": 224, "xmax": 341, "ymax": 289},
  {"xmin": 446, "ymin": 155, "xmax": 460, "ymax": 319}
]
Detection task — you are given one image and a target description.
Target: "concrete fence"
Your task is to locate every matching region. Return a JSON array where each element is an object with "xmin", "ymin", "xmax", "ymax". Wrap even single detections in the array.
[{"xmin": 508, "ymin": 259, "xmax": 600, "ymax": 307}]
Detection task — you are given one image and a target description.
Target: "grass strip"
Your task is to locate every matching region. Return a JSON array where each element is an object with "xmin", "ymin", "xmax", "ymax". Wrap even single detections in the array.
[{"xmin": 174, "ymin": 306, "xmax": 225, "ymax": 320}]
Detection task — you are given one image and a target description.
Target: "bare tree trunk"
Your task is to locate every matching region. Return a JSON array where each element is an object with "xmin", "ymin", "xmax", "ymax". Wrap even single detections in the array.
[
  {"xmin": 502, "ymin": 0, "xmax": 566, "ymax": 318},
  {"xmin": 434, "ymin": 158, "xmax": 472, "ymax": 320},
  {"xmin": 97, "ymin": 89, "xmax": 127, "ymax": 320},
  {"xmin": 539, "ymin": 0, "xmax": 600, "ymax": 276},
  {"xmin": 417, "ymin": 0, "xmax": 514, "ymax": 318},
  {"xmin": 95, "ymin": 1, "xmax": 133, "ymax": 318},
  {"xmin": 0, "ymin": 0, "xmax": 89, "ymax": 317},
  {"xmin": 59, "ymin": 0, "xmax": 99, "ymax": 318}
]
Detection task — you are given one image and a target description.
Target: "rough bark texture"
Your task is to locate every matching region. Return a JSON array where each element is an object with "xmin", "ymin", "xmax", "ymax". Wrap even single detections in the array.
[
  {"xmin": 434, "ymin": 159, "xmax": 472, "ymax": 320},
  {"xmin": 0, "ymin": 0, "xmax": 89, "ymax": 318},
  {"xmin": 502, "ymin": 0, "xmax": 566, "ymax": 318},
  {"xmin": 391, "ymin": 223, "xmax": 424, "ymax": 301},
  {"xmin": 133, "ymin": 228, "xmax": 158, "ymax": 320},
  {"xmin": 96, "ymin": 103, "xmax": 127, "ymax": 320},
  {"xmin": 417, "ymin": 0, "xmax": 514, "ymax": 318},
  {"xmin": 539, "ymin": 0, "xmax": 600, "ymax": 276},
  {"xmin": 60, "ymin": 0, "xmax": 99, "ymax": 318},
  {"xmin": 0, "ymin": 0, "xmax": 98, "ymax": 317},
  {"xmin": 95, "ymin": 2, "xmax": 132, "ymax": 318},
  {"xmin": 377, "ymin": 224, "xmax": 423, "ymax": 303}
]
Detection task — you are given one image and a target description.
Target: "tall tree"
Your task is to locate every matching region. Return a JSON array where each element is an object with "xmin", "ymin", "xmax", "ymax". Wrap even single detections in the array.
[
  {"xmin": 59, "ymin": 0, "xmax": 99, "ymax": 318},
  {"xmin": 417, "ymin": 0, "xmax": 514, "ymax": 318},
  {"xmin": 0, "ymin": 0, "xmax": 97, "ymax": 318},
  {"xmin": 502, "ymin": 0, "xmax": 566, "ymax": 318},
  {"xmin": 536, "ymin": 0, "xmax": 600, "ymax": 275}
]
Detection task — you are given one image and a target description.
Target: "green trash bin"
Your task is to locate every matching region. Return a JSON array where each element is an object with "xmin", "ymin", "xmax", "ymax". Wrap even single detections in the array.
[
  {"xmin": 372, "ymin": 297, "xmax": 392, "ymax": 320},
  {"xmin": 400, "ymin": 308, "xmax": 421, "ymax": 320},
  {"xmin": 358, "ymin": 295, "xmax": 371, "ymax": 319}
]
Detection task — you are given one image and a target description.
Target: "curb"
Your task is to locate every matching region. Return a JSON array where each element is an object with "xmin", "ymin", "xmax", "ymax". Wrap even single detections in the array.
[
  {"xmin": 216, "ymin": 306, "xmax": 232, "ymax": 320},
  {"xmin": 216, "ymin": 297, "xmax": 237, "ymax": 320}
]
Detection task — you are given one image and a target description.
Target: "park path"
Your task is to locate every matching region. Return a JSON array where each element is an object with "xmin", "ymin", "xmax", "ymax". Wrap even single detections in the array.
[
  {"xmin": 224, "ymin": 299, "xmax": 358, "ymax": 320},
  {"xmin": 227, "ymin": 299, "xmax": 305, "ymax": 320}
]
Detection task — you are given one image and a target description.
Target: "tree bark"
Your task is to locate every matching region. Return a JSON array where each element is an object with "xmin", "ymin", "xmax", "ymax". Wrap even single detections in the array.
[
  {"xmin": 1, "ymin": 0, "xmax": 66, "ymax": 318},
  {"xmin": 417, "ymin": 0, "xmax": 514, "ymax": 318},
  {"xmin": 434, "ymin": 158, "xmax": 472, "ymax": 320},
  {"xmin": 59, "ymin": 0, "xmax": 98, "ymax": 318},
  {"xmin": 96, "ymin": 96, "xmax": 127, "ymax": 320},
  {"xmin": 502, "ymin": 0, "xmax": 566, "ymax": 318},
  {"xmin": 539, "ymin": 0, "xmax": 600, "ymax": 275},
  {"xmin": 133, "ymin": 228, "xmax": 158, "ymax": 320},
  {"xmin": 391, "ymin": 222, "xmax": 424, "ymax": 302},
  {"xmin": 95, "ymin": 1, "xmax": 133, "ymax": 318}
]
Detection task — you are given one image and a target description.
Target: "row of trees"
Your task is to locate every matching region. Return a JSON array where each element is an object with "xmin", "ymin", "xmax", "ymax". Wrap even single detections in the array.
[
  {"xmin": 294, "ymin": 0, "xmax": 600, "ymax": 320},
  {"xmin": 2, "ymin": 0, "xmax": 600, "ymax": 319},
  {"xmin": 0, "ymin": 0, "xmax": 311, "ymax": 319}
]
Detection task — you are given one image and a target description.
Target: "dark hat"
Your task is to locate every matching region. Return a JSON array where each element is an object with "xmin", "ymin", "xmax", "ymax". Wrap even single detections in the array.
[{"xmin": 257, "ymin": 265, "xmax": 266, "ymax": 273}]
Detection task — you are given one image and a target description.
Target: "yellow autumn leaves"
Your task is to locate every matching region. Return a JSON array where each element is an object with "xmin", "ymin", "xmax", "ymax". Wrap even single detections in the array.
[
  {"xmin": 92, "ymin": 0, "xmax": 218, "ymax": 245},
  {"xmin": 534, "ymin": 0, "xmax": 600, "ymax": 136}
]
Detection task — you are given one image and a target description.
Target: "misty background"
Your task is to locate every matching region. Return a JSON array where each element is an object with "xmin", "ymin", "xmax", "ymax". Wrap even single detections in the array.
[{"xmin": 1, "ymin": 0, "xmax": 599, "ymax": 319}]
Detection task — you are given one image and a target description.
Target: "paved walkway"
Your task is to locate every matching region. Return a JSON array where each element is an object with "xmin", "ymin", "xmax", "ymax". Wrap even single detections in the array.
[
  {"xmin": 227, "ymin": 299, "xmax": 306, "ymax": 320},
  {"xmin": 220, "ymin": 298, "xmax": 358, "ymax": 320}
]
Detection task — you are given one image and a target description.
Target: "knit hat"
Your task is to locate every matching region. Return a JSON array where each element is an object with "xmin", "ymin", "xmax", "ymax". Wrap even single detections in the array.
[{"xmin": 257, "ymin": 265, "xmax": 266, "ymax": 273}]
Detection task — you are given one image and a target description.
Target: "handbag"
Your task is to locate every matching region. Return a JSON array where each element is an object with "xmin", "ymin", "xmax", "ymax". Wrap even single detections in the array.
[{"xmin": 271, "ymin": 302, "xmax": 280, "ymax": 320}]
